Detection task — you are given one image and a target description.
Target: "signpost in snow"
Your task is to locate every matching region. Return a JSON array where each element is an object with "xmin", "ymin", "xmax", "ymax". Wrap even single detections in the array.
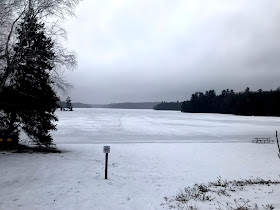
[{"xmin": 103, "ymin": 146, "xmax": 110, "ymax": 179}]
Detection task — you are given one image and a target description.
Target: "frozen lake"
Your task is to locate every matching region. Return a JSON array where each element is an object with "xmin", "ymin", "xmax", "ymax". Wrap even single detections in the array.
[{"xmin": 52, "ymin": 108, "xmax": 280, "ymax": 144}]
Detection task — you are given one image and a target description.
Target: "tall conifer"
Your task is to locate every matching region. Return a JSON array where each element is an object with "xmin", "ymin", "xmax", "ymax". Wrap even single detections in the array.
[{"xmin": 3, "ymin": 10, "xmax": 59, "ymax": 146}]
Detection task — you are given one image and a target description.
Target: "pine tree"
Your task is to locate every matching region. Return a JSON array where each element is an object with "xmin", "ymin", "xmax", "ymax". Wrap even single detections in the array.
[
  {"xmin": 2, "ymin": 10, "xmax": 59, "ymax": 146},
  {"xmin": 66, "ymin": 96, "xmax": 73, "ymax": 111}
]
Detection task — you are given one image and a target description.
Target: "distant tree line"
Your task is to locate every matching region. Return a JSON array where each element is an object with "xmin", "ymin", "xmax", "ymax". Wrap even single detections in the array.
[
  {"xmin": 154, "ymin": 88, "xmax": 280, "ymax": 116},
  {"xmin": 153, "ymin": 101, "xmax": 182, "ymax": 111},
  {"xmin": 182, "ymin": 88, "xmax": 280, "ymax": 116}
]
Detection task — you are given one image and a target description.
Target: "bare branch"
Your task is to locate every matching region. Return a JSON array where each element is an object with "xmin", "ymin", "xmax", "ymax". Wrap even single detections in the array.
[{"xmin": 0, "ymin": 8, "xmax": 26, "ymax": 93}]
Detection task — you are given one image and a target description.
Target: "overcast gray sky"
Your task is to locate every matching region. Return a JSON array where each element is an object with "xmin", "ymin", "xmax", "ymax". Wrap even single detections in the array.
[{"xmin": 63, "ymin": 0, "xmax": 280, "ymax": 104}]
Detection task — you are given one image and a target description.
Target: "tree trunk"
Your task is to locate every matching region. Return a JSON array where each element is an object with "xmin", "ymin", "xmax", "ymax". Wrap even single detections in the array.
[{"xmin": 7, "ymin": 112, "xmax": 16, "ymax": 134}]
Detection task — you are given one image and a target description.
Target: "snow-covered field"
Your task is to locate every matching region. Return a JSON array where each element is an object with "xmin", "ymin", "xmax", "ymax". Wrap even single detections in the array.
[{"xmin": 1, "ymin": 109, "xmax": 280, "ymax": 209}]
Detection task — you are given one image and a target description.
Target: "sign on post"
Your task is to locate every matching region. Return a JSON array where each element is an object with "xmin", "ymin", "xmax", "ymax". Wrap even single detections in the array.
[
  {"xmin": 103, "ymin": 146, "xmax": 110, "ymax": 179},
  {"xmin": 103, "ymin": 146, "xmax": 110, "ymax": 153}
]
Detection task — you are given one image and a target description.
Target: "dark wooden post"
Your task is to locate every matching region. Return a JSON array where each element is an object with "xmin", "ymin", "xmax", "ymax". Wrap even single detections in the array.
[
  {"xmin": 105, "ymin": 153, "xmax": 108, "ymax": 179},
  {"xmin": 103, "ymin": 146, "xmax": 110, "ymax": 179},
  {"xmin": 276, "ymin": 131, "xmax": 280, "ymax": 158}
]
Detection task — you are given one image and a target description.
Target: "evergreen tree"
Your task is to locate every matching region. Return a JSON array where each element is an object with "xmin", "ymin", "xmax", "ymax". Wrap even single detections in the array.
[
  {"xmin": 66, "ymin": 96, "xmax": 73, "ymax": 111},
  {"xmin": 1, "ymin": 10, "xmax": 58, "ymax": 146}
]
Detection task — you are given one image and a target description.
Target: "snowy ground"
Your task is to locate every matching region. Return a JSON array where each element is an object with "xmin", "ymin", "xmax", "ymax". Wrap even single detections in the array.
[{"xmin": 1, "ymin": 109, "xmax": 280, "ymax": 209}]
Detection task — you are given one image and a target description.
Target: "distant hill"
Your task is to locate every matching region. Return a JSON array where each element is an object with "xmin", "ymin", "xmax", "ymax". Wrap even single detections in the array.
[
  {"xmin": 57, "ymin": 101, "xmax": 160, "ymax": 109},
  {"xmin": 58, "ymin": 101, "xmax": 92, "ymax": 108},
  {"xmin": 91, "ymin": 104, "xmax": 107, "ymax": 108},
  {"xmin": 92, "ymin": 102, "xmax": 160, "ymax": 109},
  {"xmin": 72, "ymin": 102, "xmax": 92, "ymax": 108}
]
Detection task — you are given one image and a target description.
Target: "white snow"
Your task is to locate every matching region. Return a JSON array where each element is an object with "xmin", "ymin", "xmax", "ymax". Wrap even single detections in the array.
[
  {"xmin": 1, "ymin": 108, "xmax": 280, "ymax": 209},
  {"xmin": 52, "ymin": 108, "xmax": 280, "ymax": 144}
]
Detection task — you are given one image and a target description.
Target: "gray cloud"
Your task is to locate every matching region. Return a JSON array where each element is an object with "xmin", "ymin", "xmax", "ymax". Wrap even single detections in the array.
[{"xmin": 62, "ymin": 0, "xmax": 280, "ymax": 104}]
